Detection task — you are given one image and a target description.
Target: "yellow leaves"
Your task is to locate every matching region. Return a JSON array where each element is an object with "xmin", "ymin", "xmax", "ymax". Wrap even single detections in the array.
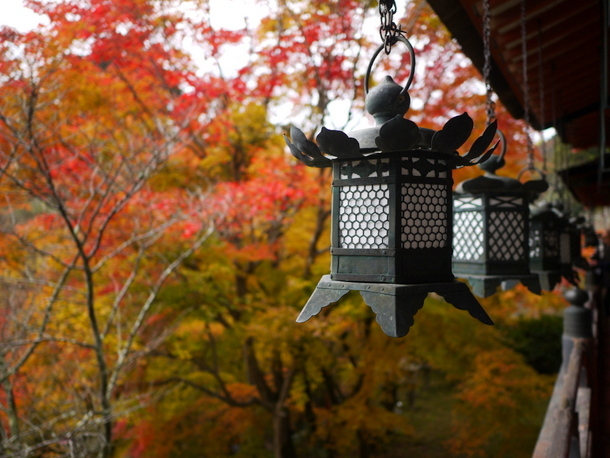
[
  {"xmin": 312, "ymin": 400, "xmax": 413, "ymax": 456},
  {"xmin": 175, "ymin": 317, "xmax": 207, "ymax": 338},
  {"xmin": 169, "ymin": 318, "xmax": 227, "ymax": 361},
  {"xmin": 446, "ymin": 342, "xmax": 554, "ymax": 457},
  {"xmin": 457, "ymin": 348, "xmax": 551, "ymax": 410},
  {"xmin": 479, "ymin": 284, "xmax": 568, "ymax": 323}
]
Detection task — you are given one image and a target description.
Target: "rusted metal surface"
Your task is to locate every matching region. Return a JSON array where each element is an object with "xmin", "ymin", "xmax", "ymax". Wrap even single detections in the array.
[{"xmin": 289, "ymin": 39, "xmax": 501, "ymax": 337}]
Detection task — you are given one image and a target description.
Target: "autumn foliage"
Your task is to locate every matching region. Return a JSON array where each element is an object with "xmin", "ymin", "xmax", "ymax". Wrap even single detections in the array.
[{"xmin": 0, "ymin": 0, "xmax": 566, "ymax": 457}]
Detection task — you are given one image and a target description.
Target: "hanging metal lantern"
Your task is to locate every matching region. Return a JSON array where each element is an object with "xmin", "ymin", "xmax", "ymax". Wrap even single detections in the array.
[
  {"xmin": 559, "ymin": 213, "xmax": 585, "ymax": 283},
  {"xmin": 452, "ymin": 140, "xmax": 547, "ymax": 297},
  {"xmin": 567, "ymin": 216, "xmax": 585, "ymax": 262},
  {"xmin": 529, "ymin": 202, "xmax": 567, "ymax": 290},
  {"xmin": 583, "ymin": 224, "xmax": 599, "ymax": 248},
  {"xmin": 285, "ymin": 37, "xmax": 498, "ymax": 337}
]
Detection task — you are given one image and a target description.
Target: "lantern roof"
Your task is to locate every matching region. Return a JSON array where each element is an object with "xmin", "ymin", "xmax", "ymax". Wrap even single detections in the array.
[{"xmin": 285, "ymin": 73, "xmax": 500, "ymax": 169}]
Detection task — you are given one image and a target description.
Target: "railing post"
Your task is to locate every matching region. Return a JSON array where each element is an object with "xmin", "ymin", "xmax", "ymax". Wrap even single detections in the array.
[
  {"xmin": 564, "ymin": 287, "xmax": 593, "ymax": 458},
  {"xmin": 563, "ymin": 287, "xmax": 592, "ymax": 364},
  {"xmin": 533, "ymin": 287, "xmax": 593, "ymax": 458},
  {"xmin": 564, "ymin": 288, "xmax": 592, "ymax": 337}
]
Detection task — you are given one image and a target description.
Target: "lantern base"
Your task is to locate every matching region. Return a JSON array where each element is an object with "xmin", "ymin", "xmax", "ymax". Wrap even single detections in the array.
[
  {"xmin": 457, "ymin": 274, "xmax": 541, "ymax": 298},
  {"xmin": 562, "ymin": 268, "xmax": 579, "ymax": 286},
  {"xmin": 532, "ymin": 270, "xmax": 563, "ymax": 291},
  {"xmin": 532, "ymin": 269, "xmax": 579, "ymax": 291},
  {"xmin": 296, "ymin": 275, "xmax": 493, "ymax": 338}
]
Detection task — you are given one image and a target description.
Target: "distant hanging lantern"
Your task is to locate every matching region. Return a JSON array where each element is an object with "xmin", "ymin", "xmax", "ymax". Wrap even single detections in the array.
[
  {"xmin": 285, "ymin": 36, "xmax": 498, "ymax": 337},
  {"xmin": 559, "ymin": 212, "xmax": 584, "ymax": 283},
  {"xmin": 452, "ymin": 141, "xmax": 547, "ymax": 297},
  {"xmin": 529, "ymin": 202, "xmax": 568, "ymax": 290},
  {"xmin": 451, "ymin": 0, "xmax": 549, "ymax": 297},
  {"xmin": 570, "ymin": 217, "xmax": 591, "ymax": 270},
  {"xmin": 583, "ymin": 224, "xmax": 599, "ymax": 248}
]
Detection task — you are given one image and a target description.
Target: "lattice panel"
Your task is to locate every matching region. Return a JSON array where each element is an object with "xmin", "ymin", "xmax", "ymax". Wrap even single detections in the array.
[
  {"xmin": 530, "ymin": 227, "xmax": 541, "ymax": 259},
  {"xmin": 401, "ymin": 156, "xmax": 448, "ymax": 178},
  {"xmin": 543, "ymin": 229, "xmax": 559, "ymax": 257},
  {"xmin": 489, "ymin": 211, "xmax": 525, "ymax": 261},
  {"xmin": 560, "ymin": 232, "xmax": 571, "ymax": 264},
  {"xmin": 401, "ymin": 183, "xmax": 447, "ymax": 249},
  {"xmin": 453, "ymin": 211, "xmax": 484, "ymax": 260},
  {"xmin": 455, "ymin": 197, "xmax": 483, "ymax": 210},
  {"xmin": 340, "ymin": 158, "xmax": 390, "ymax": 179},
  {"xmin": 338, "ymin": 184, "xmax": 389, "ymax": 249},
  {"xmin": 490, "ymin": 196, "xmax": 523, "ymax": 208}
]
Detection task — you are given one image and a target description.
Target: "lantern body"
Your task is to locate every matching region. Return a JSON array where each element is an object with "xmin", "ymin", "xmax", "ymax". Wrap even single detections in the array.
[
  {"xmin": 529, "ymin": 207, "xmax": 566, "ymax": 290},
  {"xmin": 453, "ymin": 192, "xmax": 529, "ymax": 275},
  {"xmin": 559, "ymin": 220, "xmax": 572, "ymax": 268},
  {"xmin": 559, "ymin": 219, "xmax": 581, "ymax": 284},
  {"xmin": 285, "ymin": 71, "xmax": 499, "ymax": 337},
  {"xmin": 530, "ymin": 210, "xmax": 562, "ymax": 272},
  {"xmin": 330, "ymin": 151, "xmax": 453, "ymax": 284},
  {"xmin": 452, "ymin": 191, "xmax": 541, "ymax": 296}
]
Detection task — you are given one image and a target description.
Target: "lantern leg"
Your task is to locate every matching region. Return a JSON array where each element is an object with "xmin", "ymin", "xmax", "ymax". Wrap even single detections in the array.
[
  {"xmin": 296, "ymin": 276, "xmax": 493, "ymax": 338},
  {"xmin": 533, "ymin": 271, "xmax": 563, "ymax": 291},
  {"xmin": 562, "ymin": 269, "xmax": 579, "ymax": 286},
  {"xmin": 458, "ymin": 274, "xmax": 542, "ymax": 297},
  {"xmin": 360, "ymin": 288, "xmax": 427, "ymax": 338},
  {"xmin": 433, "ymin": 281, "xmax": 494, "ymax": 325},
  {"xmin": 501, "ymin": 276, "xmax": 542, "ymax": 295},
  {"xmin": 296, "ymin": 276, "xmax": 350, "ymax": 323}
]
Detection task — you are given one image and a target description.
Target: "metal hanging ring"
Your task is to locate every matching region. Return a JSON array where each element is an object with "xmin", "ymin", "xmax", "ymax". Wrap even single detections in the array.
[
  {"xmin": 364, "ymin": 35, "xmax": 416, "ymax": 96},
  {"xmin": 497, "ymin": 129, "xmax": 507, "ymax": 162},
  {"xmin": 517, "ymin": 164, "xmax": 546, "ymax": 181}
]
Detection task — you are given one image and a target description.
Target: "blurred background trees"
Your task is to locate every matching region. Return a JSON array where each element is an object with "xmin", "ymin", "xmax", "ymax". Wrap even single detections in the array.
[{"xmin": 0, "ymin": 0, "xmax": 567, "ymax": 456}]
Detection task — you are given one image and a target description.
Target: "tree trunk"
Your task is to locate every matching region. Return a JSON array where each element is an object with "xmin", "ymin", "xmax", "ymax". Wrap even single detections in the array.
[
  {"xmin": 357, "ymin": 429, "xmax": 371, "ymax": 458},
  {"xmin": 273, "ymin": 406, "xmax": 296, "ymax": 458}
]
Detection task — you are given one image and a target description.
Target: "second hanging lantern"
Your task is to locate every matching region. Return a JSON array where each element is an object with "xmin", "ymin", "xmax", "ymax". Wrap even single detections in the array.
[{"xmin": 452, "ymin": 142, "xmax": 548, "ymax": 297}]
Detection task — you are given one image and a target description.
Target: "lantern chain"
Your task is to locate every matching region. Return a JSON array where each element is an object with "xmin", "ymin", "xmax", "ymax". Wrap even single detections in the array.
[
  {"xmin": 378, "ymin": 0, "xmax": 404, "ymax": 54},
  {"xmin": 520, "ymin": 0, "xmax": 535, "ymax": 170},
  {"xmin": 537, "ymin": 22, "xmax": 547, "ymax": 173},
  {"xmin": 482, "ymin": 0, "xmax": 496, "ymax": 125}
]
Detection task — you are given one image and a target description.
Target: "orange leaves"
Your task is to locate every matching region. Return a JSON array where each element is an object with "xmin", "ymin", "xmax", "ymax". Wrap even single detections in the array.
[
  {"xmin": 457, "ymin": 348, "xmax": 551, "ymax": 410},
  {"xmin": 448, "ymin": 347, "xmax": 554, "ymax": 457},
  {"xmin": 226, "ymin": 382, "xmax": 258, "ymax": 404}
]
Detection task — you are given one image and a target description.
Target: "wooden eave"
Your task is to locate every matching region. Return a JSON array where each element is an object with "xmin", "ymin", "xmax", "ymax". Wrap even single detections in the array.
[{"xmin": 426, "ymin": 0, "xmax": 609, "ymax": 151}]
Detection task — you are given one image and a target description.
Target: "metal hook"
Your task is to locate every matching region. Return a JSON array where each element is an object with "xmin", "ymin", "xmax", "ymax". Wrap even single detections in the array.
[
  {"xmin": 517, "ymin": 164, "xmax": 546, "ymax": 182},
  {"xmin": 497, "ymin": 129, "xmax": 507, "ymax": 163},
  {"xmin": 364, "ymin": 35, "xmax": 416, "ymax": 97}
]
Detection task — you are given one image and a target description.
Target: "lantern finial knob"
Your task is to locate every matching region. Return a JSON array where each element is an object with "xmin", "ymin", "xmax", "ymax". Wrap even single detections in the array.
[{"xmin": 365, "ymin": 75, "xmax": 410, "ymax": 125}]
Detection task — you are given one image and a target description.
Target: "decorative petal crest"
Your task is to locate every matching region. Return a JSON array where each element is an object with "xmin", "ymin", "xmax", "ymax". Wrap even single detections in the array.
[
  {"xmin": 431, "ymin": 112, "xmax": 473, "ymax": 153},
  {"xmin": 375, "ymin": 115, "xmax": 421, "ymax": 152},
  {"xmin": 285, "ymin": 126, "xmax": 332, "ymax": 168},
  {"xmin": 452, "ymin": 142, "xmax": 498, "ymax": 167},
  {"xmin": 450, "ymin": 120, "xmax": 500, "ymax": 168},
  {"xmin": 461, "ymin": 120, "xmax": 498, "ymax": 162},
  {"xmin": 316, "ymin": 127, "xmax": 362, "ymax": 159}
]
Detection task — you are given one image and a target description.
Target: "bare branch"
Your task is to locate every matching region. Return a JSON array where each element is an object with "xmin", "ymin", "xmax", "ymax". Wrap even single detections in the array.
[
  {"xmin": 108, "ymin": 225, "xmax": 214, "ymax": 395},
  {"xmin": 0, "ymin": 256, "xmax": 78, "ymax": 383}
]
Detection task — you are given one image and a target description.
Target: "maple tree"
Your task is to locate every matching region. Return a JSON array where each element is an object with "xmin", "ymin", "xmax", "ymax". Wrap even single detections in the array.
[
  {"xmin": 0, "ymin": 0, "xmax": 219, "ymax": 455},
  {"xmin": 0, "ymin": 0, "xmax": 564, "ymax": 457}
]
